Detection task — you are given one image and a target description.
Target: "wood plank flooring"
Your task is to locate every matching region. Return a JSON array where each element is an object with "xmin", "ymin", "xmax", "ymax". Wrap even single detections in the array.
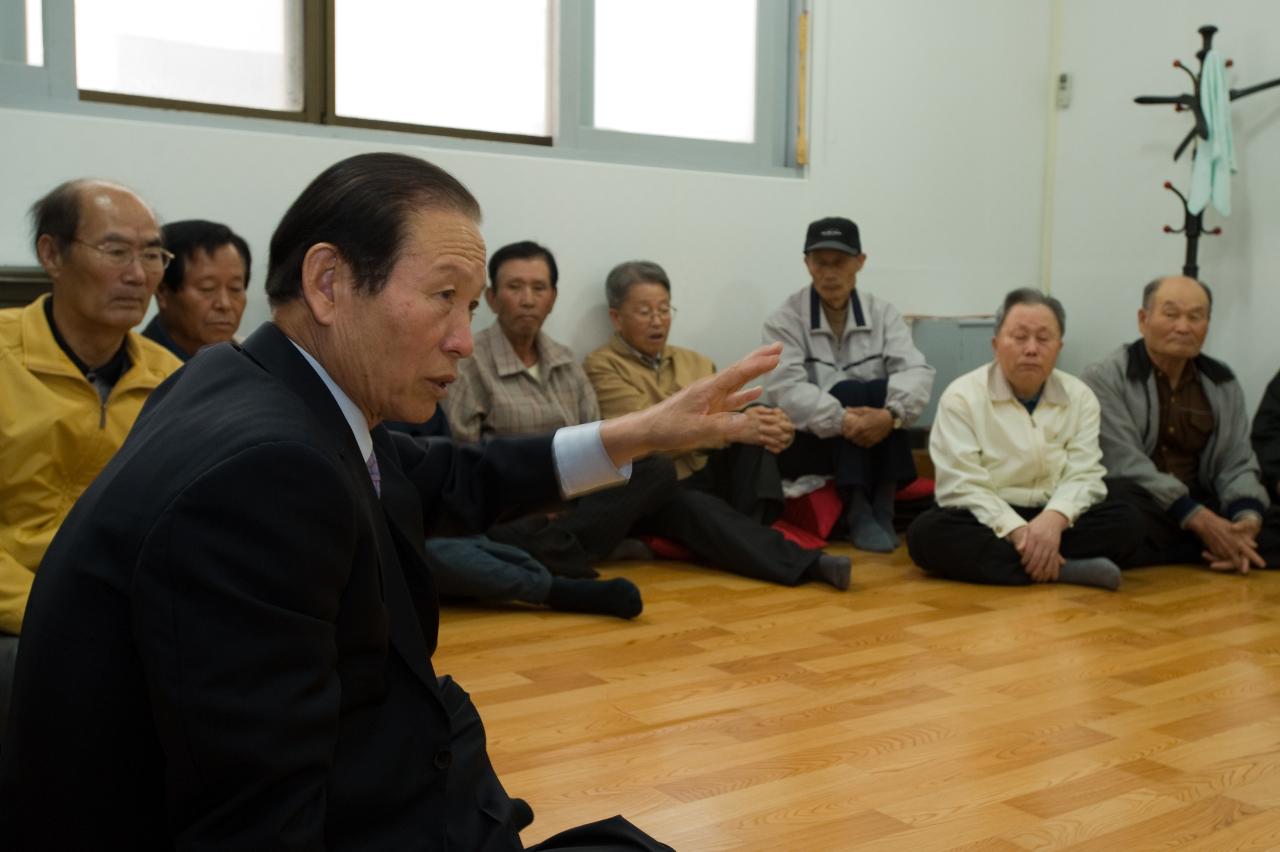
[{"xmin": 436, "ymin": 546, "xmax": 1280, "ymax": 850}]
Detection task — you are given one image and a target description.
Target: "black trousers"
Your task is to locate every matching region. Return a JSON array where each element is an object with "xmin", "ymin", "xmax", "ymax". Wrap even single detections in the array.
[
  {"xmin": 1105, "ymin": 480, "xmax": 1280, "ymax": 569},
  {"xmin": 441, "ymin": 675, "xmax": 673, "ymax": 851},
  {"xmin": 550, "ymin": 451, "xmax": 823, "ymax": 586},
  {"xmin": 487, "ymin": 457, "xmax": 678, "ymax": 578},
  {"xmin": 549, "ymin": 457, "xmax": 678, "ymax": 559},
  {"xmin": 637, "ymin": 485, "xmax": 820, "ymax": 586},
  {"xmin": 906, "ymin": 499, "xmax": 1144, "ymax": 586},
  {"xmin": 777, "ymin": 379, "xmax": 916, "ymax": 494},
  {"xmin": 492, "ymin": 454, "xmax": 820, "ymax": 586},
  {"xmin": 685, "ymin": 442, "xmax": 786, "ymax": 524}
]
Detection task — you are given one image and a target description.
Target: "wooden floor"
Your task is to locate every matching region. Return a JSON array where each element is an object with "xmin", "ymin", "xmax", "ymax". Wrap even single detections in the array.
[{"xmin": 436, "ymin": 545, "xmax": 1280, "ymax": 851}]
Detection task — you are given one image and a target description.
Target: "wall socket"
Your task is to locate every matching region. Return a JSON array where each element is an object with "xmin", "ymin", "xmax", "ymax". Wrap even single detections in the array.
[{"xmin": 1056, "ymin": 72, "xmax": 1073, "ymax": 109}]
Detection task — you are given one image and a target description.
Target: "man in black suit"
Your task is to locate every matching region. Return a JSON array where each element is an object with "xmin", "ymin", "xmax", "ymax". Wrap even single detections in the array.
[{"xmin": 0, "ymin": 153, "xmax": 781, "ymax": 850}]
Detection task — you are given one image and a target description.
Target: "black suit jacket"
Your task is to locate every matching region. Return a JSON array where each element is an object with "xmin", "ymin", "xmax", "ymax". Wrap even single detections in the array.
[{"xmin": 0, "ymin": 322, "xmax": 558, "ymax": 850}]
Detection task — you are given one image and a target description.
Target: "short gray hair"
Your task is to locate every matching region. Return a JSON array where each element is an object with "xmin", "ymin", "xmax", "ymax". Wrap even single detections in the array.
[
  {"xmin": 1141, "ymin": 276, "xmax": 1213, "ymax": 313},
  {"xmin": 994, "ymin": 288, "xmax": 1066, "ymax": 336},
  {"xmin": 605, "ymin": 260, "xmax": 670, "ymax": 309}
]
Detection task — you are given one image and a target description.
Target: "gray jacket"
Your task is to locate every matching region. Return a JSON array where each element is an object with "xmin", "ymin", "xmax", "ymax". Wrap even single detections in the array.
[
  {"xmin": 1082, "ymin": 340, "xmax": 1269, "ymax": 522},
  {"xmin": 762, "ymin": 285, "xmax": 934, "ymax": 438}
]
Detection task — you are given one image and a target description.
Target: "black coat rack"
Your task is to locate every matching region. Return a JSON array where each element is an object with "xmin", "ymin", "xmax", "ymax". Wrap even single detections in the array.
[{"xmin": 1134, "ymin": 25, "xmax": 1280, "ymax": 279}]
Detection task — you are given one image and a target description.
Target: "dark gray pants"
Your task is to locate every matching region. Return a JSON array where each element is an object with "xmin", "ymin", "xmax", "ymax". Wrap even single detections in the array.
[
  {"xmin": 1106, "ymin": 480, "xmax": 1280, "ymax": 569},
  {"xmin": 777, "ymin": 379, "xmax": 917, "ymax": 496},
  {"xmin": 426, "ymin": 538, "xmax": 554, "ymax": 604}
]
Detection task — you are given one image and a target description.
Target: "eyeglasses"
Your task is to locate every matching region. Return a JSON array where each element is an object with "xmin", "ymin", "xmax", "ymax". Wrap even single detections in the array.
[
  {"xmin": 73, "ymin": 239, "xmax": 175, "ymax": 272},
  {"xmin": 626, "ymin": 305, "xmax": 677, "ymax": 322}
]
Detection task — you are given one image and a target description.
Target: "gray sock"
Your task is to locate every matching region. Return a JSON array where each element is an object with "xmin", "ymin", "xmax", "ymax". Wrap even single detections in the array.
[
  {"xmin": 870, "ymin": 479, "xmax": 900, "ymax": 546},
  {"xmin": 849, "ymin": 513, "xmax": 897, "ymax": 553},
  {"xmin": 849, "ymin": 483, "xmax": 901, "ymax": 550},
  {"xmin": 1058, "ymin": 557, "xmax": 1122, "ymax": 591},
  {"xmin": 847, "ymin": 490, "xmax": 896, "ymax": 552},
  {"xmin": 846, "ymin": 488, "xmax": 872, "ymax": 520},
  {"xmin": 806, "ymin": 554, "xmax": 852, "ymax": 590}
]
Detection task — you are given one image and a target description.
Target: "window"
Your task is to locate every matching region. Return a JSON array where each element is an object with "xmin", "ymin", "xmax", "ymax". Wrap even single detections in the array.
[
  {"xmin": 6, "ymin": 0, "xmax": 803, "ymax": 174},
  {"xmin": 560, "ymin": 0, "xmax": 797, "ymax": 172},
  {"xmin": 0, "ymin": 0, "xmax": 43, "ymax": 65},
  {"xmin": 75, "ymin": 0, "xmax": 304, "ymax": 112},
  {"xmin": 334, "ymin": 0, "xmax": 551, "ymax": 139},
  {"xmin": 592, "ymin": 0, "xmax": 757, "ymax": 143}
]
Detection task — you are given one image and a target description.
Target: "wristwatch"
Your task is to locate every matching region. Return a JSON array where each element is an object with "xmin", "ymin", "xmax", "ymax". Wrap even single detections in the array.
[{"xmin": 887, "ymin": 406, "xmax": 903, "ymax": 430}]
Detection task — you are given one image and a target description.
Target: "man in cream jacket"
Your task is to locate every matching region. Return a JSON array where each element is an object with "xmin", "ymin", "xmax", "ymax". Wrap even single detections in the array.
[{"xmin": 907, "ymin": 289, "xmax": 1142, "ymax": 589}]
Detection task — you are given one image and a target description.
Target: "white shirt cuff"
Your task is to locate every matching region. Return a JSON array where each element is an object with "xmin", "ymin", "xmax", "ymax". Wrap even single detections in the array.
[{"xmin": 552, "ymin": 422, "xmax": 632, "ymax": 498}]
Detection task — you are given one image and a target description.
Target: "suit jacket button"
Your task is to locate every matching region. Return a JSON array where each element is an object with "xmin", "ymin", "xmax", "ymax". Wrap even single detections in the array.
[{"xmin": 434, "ymin": 750, "xmax": 452, "ymax": 770}]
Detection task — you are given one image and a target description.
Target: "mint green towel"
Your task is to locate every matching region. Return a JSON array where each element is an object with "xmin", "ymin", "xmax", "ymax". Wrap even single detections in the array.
[{"xmin": 1188, "ymin": 49, "xmax": 1237, "ymax": 216}]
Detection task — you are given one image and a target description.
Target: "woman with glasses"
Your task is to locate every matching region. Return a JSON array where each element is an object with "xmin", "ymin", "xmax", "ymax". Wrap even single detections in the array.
[{"xmin": 585, "ymin": 260, "xmax": 852, "ymax": 592}]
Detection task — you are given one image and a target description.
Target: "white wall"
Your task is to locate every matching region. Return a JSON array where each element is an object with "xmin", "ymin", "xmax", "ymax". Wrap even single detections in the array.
[
  {"xmin": 1049, "ymin": 0, "xmax": 1280, "ymax": 410},
  {"xmin": 0, "ymin": 0, "xmax": 1051, "ymax": 374},
  {"xmin": 808, "ymin": 0, "xmax": 1051, "ymax": 320},
  {"xmin": 7, "ymin": 3, "xmax": 1277, "ymax": 405}
]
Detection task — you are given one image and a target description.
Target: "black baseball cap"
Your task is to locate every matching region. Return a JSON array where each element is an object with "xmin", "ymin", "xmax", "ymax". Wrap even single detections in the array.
[{"xmin": 804, "ymin": 217, "xmax": 861, "ymax": 255}]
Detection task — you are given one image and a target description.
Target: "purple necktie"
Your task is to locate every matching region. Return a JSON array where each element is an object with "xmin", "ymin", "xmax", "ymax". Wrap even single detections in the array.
[{"xmin": 366, "ymin": 452, "xmax": 381, "ymax": 498}]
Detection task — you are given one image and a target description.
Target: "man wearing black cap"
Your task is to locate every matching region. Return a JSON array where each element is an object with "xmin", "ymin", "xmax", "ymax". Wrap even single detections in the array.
[{"xmin": 762, "ymin": 217, "xmax": 935, "ymax": 552}]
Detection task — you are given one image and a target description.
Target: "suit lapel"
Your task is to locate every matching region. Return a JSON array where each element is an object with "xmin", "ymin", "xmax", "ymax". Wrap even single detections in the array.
[
  {"xmin": 240, "ymin": 323, "xmax": 439, "ymax": 688},
  {"xmin": 365, "ymin": 467, "xmax": 438, "ymax": 682},
  {"xmin": 374, "ymin": 427, "xmax": 440, "ymax": 660}
]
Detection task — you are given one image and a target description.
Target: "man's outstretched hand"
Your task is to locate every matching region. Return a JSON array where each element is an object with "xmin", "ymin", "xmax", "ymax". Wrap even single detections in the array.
[{"xmin": 599, "ymin": 343, "xmax": 783, "ymax": 467}]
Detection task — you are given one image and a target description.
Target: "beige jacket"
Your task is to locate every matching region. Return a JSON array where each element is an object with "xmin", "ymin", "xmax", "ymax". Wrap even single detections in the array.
[
  {"xmin": 583, "ymin": 334, "xmax": 715, "ymax": 479},
  {"xmin": 930, "ymin": 362, "xmax": 1107, "ymax": 538}
]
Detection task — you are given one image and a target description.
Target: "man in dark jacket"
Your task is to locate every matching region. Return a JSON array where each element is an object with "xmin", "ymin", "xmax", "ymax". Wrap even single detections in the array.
[
  {"xmin": 142, "ymin": 218, "xmax": 251, "ymax": 360},
  {"xmin": 1252, "ymin": 369, "xmax": 1280, "ymax": 500},
  {"xmin": 1083, "ymin": 275, "xmax": 1280, "ymax": 573},
  {"xmin": 0, "ymin": 152, "xmax": 780, "ymax": 851}
]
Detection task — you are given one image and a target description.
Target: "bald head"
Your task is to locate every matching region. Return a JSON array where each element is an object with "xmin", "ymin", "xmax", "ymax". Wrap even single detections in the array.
[
  {"xmin": 29, "ymin": 179, "xmax": 156, "ymax": 259},
  {"xmin": 1142, "ymin": 275, "xmax": 1213, "ymax": 314},
  {"xmin": 1138, "ymin": 275, "xmax": 1212, "ymax": 365},
  {"xmin": 31, "ymin": 179, "xmax": 165, "ymax": 347}
]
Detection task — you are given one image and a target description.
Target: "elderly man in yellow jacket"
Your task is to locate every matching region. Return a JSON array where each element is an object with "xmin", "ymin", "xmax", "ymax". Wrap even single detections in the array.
[{"xmin": 1, "ymin": 179, "xmax": 180, "ymax": 716}]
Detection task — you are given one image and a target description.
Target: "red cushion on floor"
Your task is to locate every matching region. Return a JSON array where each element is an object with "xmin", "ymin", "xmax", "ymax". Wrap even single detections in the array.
[
  {"xmin": 638, "ymin": 520, "xmax": 827, "ymax": 560},
  {"xmin": 770, "ymin": 519, "xmax": 829, "ymax": 549},
  {"xmin": 780, "ymin": 481, "xmax": 844, "ymax": 539},
  {"xmin": 895, "ymin": 477, "xmax": 935, "ymax": 501},
  {"xmin": 636, "ymin": 534, "xmax": 695, "ymax": 561}
]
